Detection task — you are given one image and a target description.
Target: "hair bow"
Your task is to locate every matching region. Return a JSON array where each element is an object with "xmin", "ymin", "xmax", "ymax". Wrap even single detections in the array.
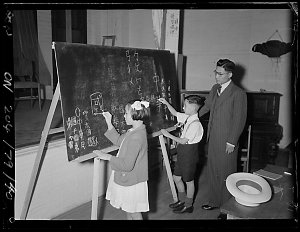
[{"xmin": 131, "ymin": 101, "xmax": 149, "ymax": 110}]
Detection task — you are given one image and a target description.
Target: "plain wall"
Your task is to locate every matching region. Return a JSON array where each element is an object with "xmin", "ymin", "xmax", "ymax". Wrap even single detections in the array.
[{"xmin": 15, "ymin": 139, "xmax": 111, "ymax": 219}]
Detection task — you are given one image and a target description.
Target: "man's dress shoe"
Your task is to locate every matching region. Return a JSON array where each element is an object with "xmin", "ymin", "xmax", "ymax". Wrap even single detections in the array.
[
  {"xmin": 201, "ymin": 204, "xmax": 217, "ymax": 210},
  {"xmin": 173, "ymin": 205, "xmax": 194, "ymax": 214},
  {"xmin": 217, "ymin": 213, "xmax": 227, "ymax": 220},
  {"xmin": 169, "ymin": 201, "xmax": 185, "ymax": 209}
]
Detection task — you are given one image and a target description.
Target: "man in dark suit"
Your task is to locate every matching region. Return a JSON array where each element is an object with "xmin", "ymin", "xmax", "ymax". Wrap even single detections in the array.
[{"xmin": 198, "ymin": 59, "xmax": 247, "ymax": 219}]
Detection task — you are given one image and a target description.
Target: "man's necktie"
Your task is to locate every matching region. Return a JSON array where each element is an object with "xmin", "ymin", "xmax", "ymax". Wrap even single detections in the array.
[{"xmin": 217, "ymin": 84, "xmax": 222, "ymax": 95}]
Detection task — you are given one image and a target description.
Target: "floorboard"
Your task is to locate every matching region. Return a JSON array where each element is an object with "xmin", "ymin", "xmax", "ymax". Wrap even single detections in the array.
[
  {"xmin": 14, "ymin": 100, "xmax": 292, "ymax": 221},
  {"xmin": 53, "ymin": 163, "xmax": 221, "ymax": 220}
]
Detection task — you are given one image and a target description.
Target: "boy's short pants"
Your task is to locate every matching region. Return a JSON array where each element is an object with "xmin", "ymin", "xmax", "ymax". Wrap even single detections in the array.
[{"xmin": 173, "ymin": 143, "xmax": 199, "ymax": 182}]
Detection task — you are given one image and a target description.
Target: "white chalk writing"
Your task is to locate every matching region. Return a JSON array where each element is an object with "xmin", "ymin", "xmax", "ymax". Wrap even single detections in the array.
[{"xmin": 90, "ymin": 92, "xmax": 104, "ymax": 115}]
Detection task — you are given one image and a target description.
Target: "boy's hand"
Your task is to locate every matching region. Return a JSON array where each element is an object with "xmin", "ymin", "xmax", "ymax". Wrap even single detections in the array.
[
  {"xmin": 158, "ymin": 98, "xmax": 168, "ymax": 105},
  {"xmin": 160, "ymin": 129, "xmax": 170, "ymax": 137},
  {"xmin": 158, "ymin": 98, "xmax": 177, "ymax": 116}
]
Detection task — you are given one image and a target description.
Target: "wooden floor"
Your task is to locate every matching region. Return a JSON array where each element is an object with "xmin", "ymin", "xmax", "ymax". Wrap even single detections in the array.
[
  {"xmin": 53, "ymin": 159, "xmax": 222, "ymax": 220},
  {"xmin": 14, "ymin": 99, "xmax": 292, "ymax": 223}
]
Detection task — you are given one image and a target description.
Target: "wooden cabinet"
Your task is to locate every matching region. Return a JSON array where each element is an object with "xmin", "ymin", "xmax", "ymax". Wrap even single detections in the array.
[
  {"xmin": 246, "ymin": 92, "xmax": 282, "ymax": 171},
  {"xmin": 246, "ymin": 92, "xmax": 281, "ymax": 124},
  {"xmin": 180, "ymin": 90, "xmax": 283, "ymax": 171}
]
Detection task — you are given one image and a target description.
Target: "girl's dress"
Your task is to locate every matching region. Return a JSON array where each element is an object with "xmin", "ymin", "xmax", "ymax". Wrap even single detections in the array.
[{"xmin": 105, "ymin": 128, "xmax": 149, "ymax": 213}]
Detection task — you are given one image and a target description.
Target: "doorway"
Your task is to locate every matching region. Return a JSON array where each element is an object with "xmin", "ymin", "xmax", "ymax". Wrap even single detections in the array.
[{"xmin": 51, "ymin": 10, "xmax": 87, "ymax": 93}]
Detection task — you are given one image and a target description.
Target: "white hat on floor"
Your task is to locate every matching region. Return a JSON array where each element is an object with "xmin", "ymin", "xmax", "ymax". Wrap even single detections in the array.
[{"xmin": 226, "ymin": 172, "xmax": 272, "ymax": 207}]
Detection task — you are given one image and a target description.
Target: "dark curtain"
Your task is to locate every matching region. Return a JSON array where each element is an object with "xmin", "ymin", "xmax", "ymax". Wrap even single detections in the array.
[{"xmin": 13, "ymin": 10, "xmax": 38, "ymax": 81}]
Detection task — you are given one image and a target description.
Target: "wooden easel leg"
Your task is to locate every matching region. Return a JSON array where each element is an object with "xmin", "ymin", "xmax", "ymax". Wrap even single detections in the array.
[
  {"xmin": 20, "ymin": 84, "xmax": 61, "ymax": 219},
  {"xmin": 159, "ymin": 135, "xmax": 178, "ymax": 203},
  {"xmin": 91, "ymin": 157, "xmax": 100, "ymax": 220}
]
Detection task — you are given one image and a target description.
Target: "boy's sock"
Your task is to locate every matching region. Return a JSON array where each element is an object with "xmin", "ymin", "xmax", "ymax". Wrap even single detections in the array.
[
  {"xmin": 178, "ymin": 191, "xmax": 186, "ymax": 203},
  {"xmin": 184, "ymin": 197, "xmax": 193, "ymax": 208}
]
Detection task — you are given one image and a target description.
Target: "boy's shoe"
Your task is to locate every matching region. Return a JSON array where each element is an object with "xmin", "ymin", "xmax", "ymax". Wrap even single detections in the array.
[
  {"xmin": 169, "ymin": 201, "xmax": 185, "ymax": 209},
  {"xmin": 173, "ymin": 205, "xmax": 194, "ymax": 214}
]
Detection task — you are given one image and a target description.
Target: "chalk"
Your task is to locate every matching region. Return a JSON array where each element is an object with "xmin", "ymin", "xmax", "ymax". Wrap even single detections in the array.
[{"xmin": 284, "ymin": 171, "xmax": 292, "ymax": 175}]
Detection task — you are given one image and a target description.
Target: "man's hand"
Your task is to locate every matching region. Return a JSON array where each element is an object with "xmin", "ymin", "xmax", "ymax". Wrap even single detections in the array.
[{"xmin": 225, "ymin": 143, "xmax": 235, "ymax": 154}]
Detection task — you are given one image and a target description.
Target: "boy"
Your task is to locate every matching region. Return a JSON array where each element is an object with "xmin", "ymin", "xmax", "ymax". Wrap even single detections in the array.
[{"xmin": 158, "ymin": 95, "xmax": 203, "ymax": 213}]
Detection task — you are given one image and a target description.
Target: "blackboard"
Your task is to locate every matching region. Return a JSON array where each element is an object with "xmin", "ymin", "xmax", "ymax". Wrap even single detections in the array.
[{"xmin": 53, "ymin": 42, "xmax": 179, "ymax": 161}]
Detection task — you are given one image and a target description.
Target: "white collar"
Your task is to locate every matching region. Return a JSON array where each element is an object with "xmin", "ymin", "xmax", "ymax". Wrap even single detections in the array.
[
  {"xmin": 220, "ymin": 80, "xmax": 231, "ymax": 93},
  {"xmin": 186, "ymin": 113, "xmax": 199, "ymax": 123}
]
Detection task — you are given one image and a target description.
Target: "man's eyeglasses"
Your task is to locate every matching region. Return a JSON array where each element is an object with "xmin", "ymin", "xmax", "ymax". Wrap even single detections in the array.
[{"xmin": 213, "ymin": 70, "xmax": 228, "ymax": 76}]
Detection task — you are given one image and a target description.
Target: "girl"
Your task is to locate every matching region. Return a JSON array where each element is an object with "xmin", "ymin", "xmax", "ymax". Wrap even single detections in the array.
[{"xmin": 93, "ymin": 100, "xmax": 150, "ymax": 220}]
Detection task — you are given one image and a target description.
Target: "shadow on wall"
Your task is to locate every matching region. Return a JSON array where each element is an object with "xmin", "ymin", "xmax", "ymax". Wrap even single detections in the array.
[{"xmin": 232, "ymin": 64, "xmax": 247, "ymax": 91}]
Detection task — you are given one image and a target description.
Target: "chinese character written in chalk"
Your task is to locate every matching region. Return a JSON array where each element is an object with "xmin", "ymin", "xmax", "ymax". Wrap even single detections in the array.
[{"xmin": 90, "ymin": 92, "xmax": 104, "ymax": 115}]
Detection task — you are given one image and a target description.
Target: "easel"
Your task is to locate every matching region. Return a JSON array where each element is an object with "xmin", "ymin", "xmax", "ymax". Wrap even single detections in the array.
[
  {"xmin": 91, "ymin": 127, "xmax": 178, "ymax": 219},
  {"xmin": 20, "ymin": 38, "xmax": 121, "ymax": 219},
  {"xmin": 20, "ymin": 83, "xmax": 63, "ymax": 219},
  {"xmin": 20, "ymin": 40, "xmax": 178, "ymax": 220},
  {"xmin": 20, "ymin": 82, "xmax": 178, "ymax": 219}
]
